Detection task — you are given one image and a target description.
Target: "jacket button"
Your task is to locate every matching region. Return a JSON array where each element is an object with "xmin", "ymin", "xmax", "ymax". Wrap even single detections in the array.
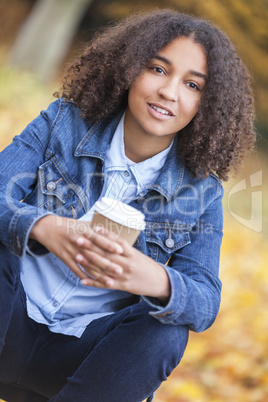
[
  {"xmin": 165, "ymin": 238, "xmax": 174, "ymax": 248},
  {"xmin": 47, "ymin": 181, "xmax": 56, "ymax": 191}
]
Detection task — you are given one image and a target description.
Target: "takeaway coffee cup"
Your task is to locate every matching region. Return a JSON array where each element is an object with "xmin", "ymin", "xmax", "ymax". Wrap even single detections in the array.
[{"xmin": 91, "ymin": 197, "xmax": 146, "ymax": 245}]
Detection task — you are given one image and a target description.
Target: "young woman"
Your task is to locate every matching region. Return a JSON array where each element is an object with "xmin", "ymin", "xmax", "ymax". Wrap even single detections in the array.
[{"xmin": 0, "ymin": 9, "xmax": 255, "ymax": 402}]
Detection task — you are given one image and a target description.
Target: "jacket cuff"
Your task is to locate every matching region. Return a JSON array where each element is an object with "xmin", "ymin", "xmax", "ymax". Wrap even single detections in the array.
[
  {"xmin": 9, "ymin": 206, "xmax": 54, "ymax": 258},
  {"xmin": 142, "ymin": 264, "xmax": 187, "ymax": 324}
]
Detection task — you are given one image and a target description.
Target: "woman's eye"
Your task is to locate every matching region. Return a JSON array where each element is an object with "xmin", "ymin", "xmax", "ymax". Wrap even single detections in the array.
[
  {"xmin": 149, "ymin": 66, "xmax": 165, "ymax": 74},
  {"xmin": 187, "ymin": 82, "xmax": 200, "ymax": 90}
]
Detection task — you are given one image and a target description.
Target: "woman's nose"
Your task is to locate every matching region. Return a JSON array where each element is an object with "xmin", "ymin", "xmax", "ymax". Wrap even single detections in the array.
[{"xmin": 157, "ymin": 80, "xmax": 179, "ymax": 102}]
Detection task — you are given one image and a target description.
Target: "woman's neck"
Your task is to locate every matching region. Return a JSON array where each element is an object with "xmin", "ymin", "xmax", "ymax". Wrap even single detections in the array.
[
  {"xmin": 124, "ymin": 138, "xmax": 156, "ymax": 163},
  {"xmin": 123, "ymin": 109, "xmax": 176, "ymax": 163},
  {"xmin": 124, "ymin": 127, "xmax": 174, "ymax": 163}
]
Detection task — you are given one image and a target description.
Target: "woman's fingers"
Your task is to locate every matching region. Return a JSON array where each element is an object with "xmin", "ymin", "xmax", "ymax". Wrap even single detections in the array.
[
  {"xmin": 76, "ymin": 251, "xmax": 123, "ymax": 276},
  {"xmin": 67, "ymin": 259, "xmax": 91, "ymax": 281},
  {"xmin": 77, "ymin": 228, "xmax": 124, "ymax": 255},
  {"xmin": 81, "ymin": 275, "xmax": 115, "ymax": 288},
  {"xmin": 72, "ymin": 225, "xmax": 137, "ymax": 285},
  {"xmin": 91, "ymin": 226, "xmax": 132, "ymax": 257},
  {"xmin": 75, "ymin": 234, "xmax": 124, "ymax": 274}
]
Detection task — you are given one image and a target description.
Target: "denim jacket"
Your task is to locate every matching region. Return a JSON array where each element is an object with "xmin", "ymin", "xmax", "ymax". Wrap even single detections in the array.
[{"xmin": 0, "ymin": 98, "xmax": 223, "ymax": 333}]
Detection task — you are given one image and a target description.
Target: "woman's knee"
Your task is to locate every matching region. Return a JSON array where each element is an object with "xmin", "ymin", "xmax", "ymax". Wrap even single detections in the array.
[
  {"xmin": 143, "ymin": 316, "xmax": 189, "ymax": 368},
  {"xmin": 127, "ymin": 303, "xmax": 189, "ymax": 378}
]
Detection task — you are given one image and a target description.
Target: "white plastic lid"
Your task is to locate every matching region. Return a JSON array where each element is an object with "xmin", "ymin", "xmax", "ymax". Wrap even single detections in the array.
[{"xmin": 94, "ymin": 197, "xmax": 146, "ymax": 231}]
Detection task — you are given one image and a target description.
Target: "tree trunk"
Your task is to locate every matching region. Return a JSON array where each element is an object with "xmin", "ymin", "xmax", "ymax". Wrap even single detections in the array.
[{"xmin": 9, "ymin": 0, "xmax": 94, "ymax": 81}]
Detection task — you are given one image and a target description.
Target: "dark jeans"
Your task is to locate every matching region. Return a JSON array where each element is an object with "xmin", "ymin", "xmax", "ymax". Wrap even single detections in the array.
[{"xmin": 0, "ymin": 243, "xmax": 189, "ymax": 402}]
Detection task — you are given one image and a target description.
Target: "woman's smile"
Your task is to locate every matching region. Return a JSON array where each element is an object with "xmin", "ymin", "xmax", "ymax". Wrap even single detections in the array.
[{"xmin": 148, "ymin": 102, "xmax": 175, "ymax": 118}]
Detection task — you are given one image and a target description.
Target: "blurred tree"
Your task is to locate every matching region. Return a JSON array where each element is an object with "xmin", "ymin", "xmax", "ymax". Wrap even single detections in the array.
[{"xmin": 9, "ymin": 0, "xmax": 95, "ymax": 81}]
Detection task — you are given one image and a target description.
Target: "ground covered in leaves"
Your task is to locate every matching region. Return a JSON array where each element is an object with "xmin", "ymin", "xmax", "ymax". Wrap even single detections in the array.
[{"xmin": 0, "ymin": 66, "xmax": 267, "ymax": 402}]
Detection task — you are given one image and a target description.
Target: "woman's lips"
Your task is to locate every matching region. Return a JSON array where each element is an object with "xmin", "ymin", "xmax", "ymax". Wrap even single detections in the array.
[{"xmin": 148, "ymin": 103, "xmax": 175, "ymax": 118}]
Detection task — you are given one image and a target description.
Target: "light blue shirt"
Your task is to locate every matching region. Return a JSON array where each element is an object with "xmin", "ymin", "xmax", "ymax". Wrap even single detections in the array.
[{"xmin": 20, "ymin": 113, "xmax": 173, "ymax": 337}]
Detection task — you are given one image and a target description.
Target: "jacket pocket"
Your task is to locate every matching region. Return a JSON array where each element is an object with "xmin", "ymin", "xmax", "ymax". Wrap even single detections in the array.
[
  {"xmin": 145, "ymin": 221, "xmax": 191, "ymax": 263},
  {"xmin": 24, "ymin": 157, "xmax": 84, "ymax": 217},
  {"xmin": 39, "ymin": 158, "xmax": 76, "ymax": 205}
]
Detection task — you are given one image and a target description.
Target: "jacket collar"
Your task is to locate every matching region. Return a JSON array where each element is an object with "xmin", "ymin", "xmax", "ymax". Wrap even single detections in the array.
[
  {"xmin": 74, "ymin": 110, "xmax": 123, "ymax": 161},
  {"xmin": 74, "ymin": 110, "xmax": 185, "ymax": 202},
  {"xmin": 145, "ymin": 136, "xmax": 184, "ymax": 201}
]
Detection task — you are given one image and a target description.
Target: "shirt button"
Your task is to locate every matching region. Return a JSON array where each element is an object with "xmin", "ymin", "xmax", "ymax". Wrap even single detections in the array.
[
  {"xmin": 123, "ymin": 170, "xmax": 130, "ymax": 177},
  {"xmin": 165, "ymin": 238, "xmax": 175, "ymax": 248},
  {"xmin": 52, "ymin": 301, "xmax": 59, "ymax": 307},
  {"xmin": 47, "ymin": 181, "xmax": 56, "ymax": 191},
  {"xmin": 70, "ymin": 274, "xmax": 76, "ymax": 281}
]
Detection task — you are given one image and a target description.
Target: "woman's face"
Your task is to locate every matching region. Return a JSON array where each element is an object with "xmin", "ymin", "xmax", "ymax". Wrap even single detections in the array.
[{"xmin": 124, "ymin": 36, "xmax": 207, "ymax": 150}]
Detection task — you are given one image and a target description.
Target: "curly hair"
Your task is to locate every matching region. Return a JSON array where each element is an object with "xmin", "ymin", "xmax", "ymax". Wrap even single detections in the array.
[{"xmin": 57, "ymin": 9, "xmax": 256, "ymax": 181}]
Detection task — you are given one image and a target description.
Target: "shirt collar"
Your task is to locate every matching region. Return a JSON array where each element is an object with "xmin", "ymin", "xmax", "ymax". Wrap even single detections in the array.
[
  {"xmin": 74, "ymin": 109, "xmax": 184, "ymax": 201},
  {"xmin": 104, "ymin": 112, "xmax": 174, "ymax": 194},
  {"xmin": 129, "ymin": 141, "xmax": 173, "ymax": 194},
  {"xmin": 104, "ymin": 112, "xmax": 127, "ymax": 172}
]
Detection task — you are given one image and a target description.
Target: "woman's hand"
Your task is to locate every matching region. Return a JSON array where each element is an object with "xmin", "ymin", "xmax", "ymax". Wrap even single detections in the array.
[
  {"xmin": 76, "ymin": 227, "xmax": 171, "ymax": 303},
  {"xmin": 29, "ymin": 215, "xmax": 124, "ymax": 281}
]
